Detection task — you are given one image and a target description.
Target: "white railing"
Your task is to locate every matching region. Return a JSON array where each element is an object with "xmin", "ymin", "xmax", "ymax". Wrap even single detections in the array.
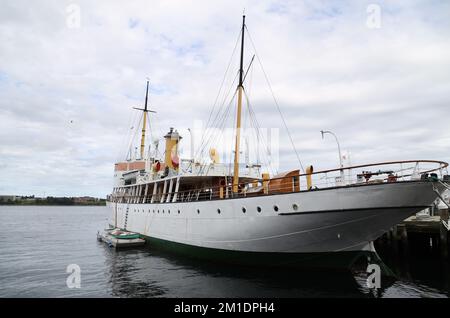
[{"xmin": 108, "ymin": 160, "xmax": 449, "ymax": 204}]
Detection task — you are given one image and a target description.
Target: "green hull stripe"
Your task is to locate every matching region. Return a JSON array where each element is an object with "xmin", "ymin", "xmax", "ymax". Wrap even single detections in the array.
[{"xmin": 140, "ymin": 235, "xmax": 381, "ymax": 271}]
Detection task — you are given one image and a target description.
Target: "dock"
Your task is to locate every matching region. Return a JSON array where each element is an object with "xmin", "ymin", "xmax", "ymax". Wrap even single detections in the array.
[
  {"xmin": 97, "ymin": 229, "xmax": 146, "ymax": 249},
  {"xmin": 380, "ymin": 208, "xmax": 449, "ymax": 258}
]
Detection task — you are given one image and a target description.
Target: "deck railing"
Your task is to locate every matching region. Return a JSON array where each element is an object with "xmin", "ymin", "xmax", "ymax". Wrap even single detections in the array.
[{"xmin": 108, "ymin": 160, "xmax": 449, "ymax": 204}]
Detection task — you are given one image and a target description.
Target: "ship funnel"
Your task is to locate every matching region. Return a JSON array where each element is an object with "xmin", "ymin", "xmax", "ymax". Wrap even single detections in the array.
[{"xmin": 164, "ymin": 127, "xmax": 182, "ymax": 171}]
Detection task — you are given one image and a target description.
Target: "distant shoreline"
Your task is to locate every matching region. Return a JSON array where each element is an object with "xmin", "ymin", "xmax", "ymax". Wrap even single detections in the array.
[
  {"xmin": 0, "ymin": 203, "xmax": 106, "ymax": 206},
  {"xmin": 0, "ymin": 196, "xmax": 106, "ymax": 206}
]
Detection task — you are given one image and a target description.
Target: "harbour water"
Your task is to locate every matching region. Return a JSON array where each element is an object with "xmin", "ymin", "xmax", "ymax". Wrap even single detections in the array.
[{"xmin": 0, "ymin": 206, "xmax": 448, "ymax": 298}]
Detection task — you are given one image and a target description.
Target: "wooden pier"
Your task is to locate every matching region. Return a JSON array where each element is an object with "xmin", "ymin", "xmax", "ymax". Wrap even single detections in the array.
[{"xmin": 379, "ymin": 208, "xmax": 449, "ymax": 258}]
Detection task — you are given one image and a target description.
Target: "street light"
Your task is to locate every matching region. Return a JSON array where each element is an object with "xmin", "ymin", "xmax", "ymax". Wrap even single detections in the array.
[{"xmin": 321, "ymin": 130, "xmax": 345, "ymax": 182}]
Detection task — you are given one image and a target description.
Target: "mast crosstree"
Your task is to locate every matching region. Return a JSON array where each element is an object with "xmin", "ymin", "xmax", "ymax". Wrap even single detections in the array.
[{"xmin": 133, "ymin": 80, "xmax": 156, "ymax": 159}]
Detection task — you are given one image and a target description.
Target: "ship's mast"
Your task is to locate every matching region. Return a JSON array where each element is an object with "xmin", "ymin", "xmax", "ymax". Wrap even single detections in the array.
[
  {"xmin": 233, "ymin": 15, "xmax": 246, "ymax": 193},
  {"xmin": 134, "ymin": 80, "xmax": 156, "ymax": 160}
]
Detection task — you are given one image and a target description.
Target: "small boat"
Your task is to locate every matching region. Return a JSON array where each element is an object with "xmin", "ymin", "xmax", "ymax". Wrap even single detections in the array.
[{"xmin": 97, "ymin": 228, "xmax": 145, "ymax": 249}]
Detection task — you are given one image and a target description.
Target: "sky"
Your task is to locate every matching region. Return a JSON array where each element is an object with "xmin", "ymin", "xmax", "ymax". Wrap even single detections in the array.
[{"xmin": 0, "ymin": 0, "xmax": 449, "ymax": 198}]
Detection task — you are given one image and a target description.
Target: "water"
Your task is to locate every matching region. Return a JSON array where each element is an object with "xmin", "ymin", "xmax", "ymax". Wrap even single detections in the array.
[{"xmin": 0, "ymin": 206, "xmax": 448, "ymax": 298}]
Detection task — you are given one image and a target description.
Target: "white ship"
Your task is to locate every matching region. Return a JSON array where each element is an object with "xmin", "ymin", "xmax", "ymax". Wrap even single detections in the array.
[{"xmin": 107, "ymin": 16, "xmax": 449, "ymax": 269}]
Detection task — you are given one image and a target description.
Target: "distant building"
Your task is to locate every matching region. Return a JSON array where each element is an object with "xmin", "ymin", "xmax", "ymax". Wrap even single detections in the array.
[
  {"xmin": 0, "ymin": 195, "xmax": 17, "ymax": 202},
  {"xmin": 73, "ymin": 196, "xmax": 98, "ymax": 204}
]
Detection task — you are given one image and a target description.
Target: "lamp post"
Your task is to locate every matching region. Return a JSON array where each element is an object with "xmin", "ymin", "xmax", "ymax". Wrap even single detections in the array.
[{"xmin": 321, "ymin": 130, "xmax": 345, "ymax": 183}]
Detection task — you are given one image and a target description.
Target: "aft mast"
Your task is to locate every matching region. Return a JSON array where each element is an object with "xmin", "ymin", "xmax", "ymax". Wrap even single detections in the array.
[{"xmin": 233, "ymin": 15, "xmax": 246, "ymax": 193}]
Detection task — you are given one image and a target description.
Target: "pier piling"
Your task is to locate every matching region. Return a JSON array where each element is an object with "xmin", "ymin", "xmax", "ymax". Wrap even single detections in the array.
[
  {"xmin": 439, "ymin": 208, "xmax": 449, "ymax": 259},
  {"xmin": 398, "ymin": 224, "xmax": 409, "ymax": 255}
]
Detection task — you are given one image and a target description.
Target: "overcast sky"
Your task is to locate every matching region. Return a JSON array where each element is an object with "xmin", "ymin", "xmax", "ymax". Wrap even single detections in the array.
[{"xmin": 0, "ymin": 0, "xmax": 449, "ymax": 197}]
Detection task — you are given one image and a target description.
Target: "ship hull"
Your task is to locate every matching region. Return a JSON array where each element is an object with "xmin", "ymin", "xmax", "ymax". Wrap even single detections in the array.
[
  {"xmin": 140, "ymin": 234, "xmax": 382, "ymax": 270},
  {"xmin": 110, "ymin": 181, "xmax": 442, "ymax": 266}
]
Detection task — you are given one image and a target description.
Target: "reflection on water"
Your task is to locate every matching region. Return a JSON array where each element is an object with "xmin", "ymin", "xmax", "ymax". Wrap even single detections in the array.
[
  {"xmin": 103, "ymin": 248, "xmax": 167, "ymax": 297},
  {"xmin": 0, "ymin": 206, "xmax": 448, "ymax": 298},
  {"xmin": 99, "ymin": 242, "xmax": 449, "ymax": 298},
  {"xmin": 102, "ymin": 247, "xmax": 366, "ymax": 298}
]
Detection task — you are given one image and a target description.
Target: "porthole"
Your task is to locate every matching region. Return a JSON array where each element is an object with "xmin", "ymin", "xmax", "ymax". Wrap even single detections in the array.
[
  {"xmin": 273, "ymin": 205, "xmax": 279, "ymax": 212},
  {"xmin": 242, "ymin": 207, "xmax": 246, "ymax": 213},
  {"xmin": 257, "ymin": 206, "xmax": 262, "ymax": 213},
  {"xmin": 217, "ymin": 208, "xmax": 221, "ymax": 214},
  {"xmin": 153, "ymin": 210, "xmax": 155, "ymax": 213},
  {"xmin": 197, "ymin": 209, "xmax": 200, "ymax": 214},
  {"xmin": 163, "ymin": 210, "xmax": 165, "ymax": 214},
  {"xmin": 178, "ymin": 210, "xmax": 180, "ymax": 214},
  {"xmin": 168, "ymin": 210, "xmax": 170, "ymax": 214},
  {"xmin": 292, "ymin": 204, "xmax": 299, "ymax": 211},
  {"xmin": 157, "ymin": 210, "xmax": 160, "ymax": 214}
]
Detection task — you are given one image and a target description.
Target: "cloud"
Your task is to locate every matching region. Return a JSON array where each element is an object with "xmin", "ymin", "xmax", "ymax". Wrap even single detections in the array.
[{"xmin": 0, "ymin": 0, "xmax": 449, "ymax": 197}]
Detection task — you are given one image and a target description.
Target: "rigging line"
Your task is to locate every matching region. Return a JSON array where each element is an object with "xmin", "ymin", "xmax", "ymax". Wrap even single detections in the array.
[
  {"xmin": 194, "ymin": 30, "xmax": 241, "ymax": 164},
  {"xmin": 244, "ymin": 90, "xmax": 276, "ymax": 176},
  {"xmin": 196, "ymin": 100, "xmax": 232, "ymax": 169},
  {"xmin": 190, "ymin": 90, "xmax": 234, "ymax": 175},
  {"xmin": 247, "ymin": 56, "xmax": 254, "ymax": 106},
  {"xmin": 122, "ymin": 109, "xmax": 141, "ymax": 160},
  {"xmin": 197, "ymin": 91, "xmax": 237, "ymax": 176},
  {"xmin": 197, "ymin": 90, "xmax": 237, "ymax": 176},
  {"xmin": 201, "ymin": 30, "xmax": 241, "ymax": 145},
  {"xmin": 241, "ymin": 56, "xmax": 255, "ymax": 138},
  {"xmin": 226, "ymin": 91, "xmax": 238, "ymax": 177},
  {"xmin": 248, "ymin": 60, "xmax": 258, "ymax": 164},
  {"xmin": 146, "ymin": 110, "xmax": 154, "ymax": 158},
  {"xmin": 248, "ymin": 108, "xmax": 274, "ymax": 176},
  {"xmin": 244, "ymin": 101, "xmax": 262, "ymax": 171},
  {"xmin": 116, "ymin": 108, "xmax": 135, "ymax": 161},
  {"xmin": 125, "ymin": 111, "xmax": 143, "ymax": 160},
  {"xmin": 149, "ymin": 110, "xmax": 162, "ymax": 137},
  {"xmin": 244, "ymin": 59, "xmax": 259, "ymax": 166},
  {"xmin": 197, "ymin": 69, "xmax": 239, "ymax": 154},
  {"xmin": 194, "ymin": 71, "xmax": 239, "ymax": 161},
  {"xmin": 211, "ymin": 92, "xmax": 236, "ymax": 177},
  {"xmin": 245, "ymin": 25, "xmax": 305, "ymax": 173}
]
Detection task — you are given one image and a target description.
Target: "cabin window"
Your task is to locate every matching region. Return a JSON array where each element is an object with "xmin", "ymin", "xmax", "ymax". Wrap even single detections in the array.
[
  {"xmin": 242, "ymin": 207, "xmax": 246, "ymax": 213},
  {"xmin": 153, "ymin": 210, "xmax": 155, "ymax": 213},
  {"xmin": 168, "ymin": 210, "xmax": 170, "ymax": 214},
  {"xmin": 163, "ymin": 210, "xmax": 165, "ymax": 214},
  {"xmin": 178, "ymin": 210, "xmax": 180, "ymax": 214},
  {"xmin": 292, "ymin": 204, "xmax": 299, "ymax": 211},
  {"xmin": 257, "ymin": 206, "xmax": 262, "ymax": 213},
  {"xmin": 273, "ymin": 205, "xmax": 279, "ymax": 212},
  {"xmin": 217, "ymin": 209, "xmax": 221, "ymax": 214},
  {"xmin": 158, "ymin": 210, "xmax": 160, "ymax": 213},
  {"xmin": 197, "ymin": 209, "xmax": 200, "ymax": 214}
]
